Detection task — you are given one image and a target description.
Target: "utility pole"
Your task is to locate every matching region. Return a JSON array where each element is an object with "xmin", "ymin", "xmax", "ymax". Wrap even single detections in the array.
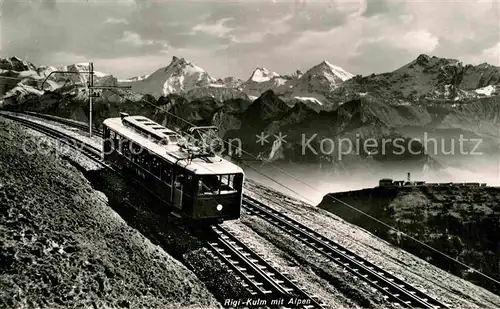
[
  {"xmin": 87, "ymin": 62, "xmax": 130, "ymax": 137},
  {"xmin": 41, "ymin": 63, "xmax": 131, "ymax": 138},
  {"xmin": 88, "ymin": 62, "xmax": 94, "ymax": 137}
]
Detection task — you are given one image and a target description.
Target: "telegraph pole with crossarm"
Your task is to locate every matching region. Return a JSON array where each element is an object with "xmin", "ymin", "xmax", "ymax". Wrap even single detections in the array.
[
  {"xmin": 88, "ymin": 63, "xmax": 94, "ymax": 137},
  {"xmin": 41, "ymin": 63, "xmax": 131, "ymax": 137},
  {"xmin": 86, "ymin": 62, "xmax": 131, "ymax": 137}
]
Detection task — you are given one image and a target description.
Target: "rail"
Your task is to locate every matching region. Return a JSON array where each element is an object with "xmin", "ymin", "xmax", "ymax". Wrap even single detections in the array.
[
  {"xmin": 242, "ymin": 194, "xmax": 449, "ymax": 309},
  {"xmin": 205, "ymin": 224, "xmax": 324, "ymax": 308}
]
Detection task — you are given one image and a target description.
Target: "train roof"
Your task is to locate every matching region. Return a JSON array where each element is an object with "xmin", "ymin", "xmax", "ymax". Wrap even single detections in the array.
[{"xmin": 103, "ymin": 116, "xmax": 244, "ymax": 175}]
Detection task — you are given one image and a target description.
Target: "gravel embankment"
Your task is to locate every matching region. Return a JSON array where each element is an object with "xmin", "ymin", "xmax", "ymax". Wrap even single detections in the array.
[{"xmin": 0, "ymin": 117, "xmax": 219, "ymax": 309}]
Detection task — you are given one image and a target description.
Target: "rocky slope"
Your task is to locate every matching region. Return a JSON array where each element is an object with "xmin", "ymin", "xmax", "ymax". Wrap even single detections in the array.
[
  {"xmin": 317, "ymin": 184, "xmax": 500, "ymax": 295},
  {"xmin": 0, "ymin": 117, "xmax": 218, "ymax": 309}
]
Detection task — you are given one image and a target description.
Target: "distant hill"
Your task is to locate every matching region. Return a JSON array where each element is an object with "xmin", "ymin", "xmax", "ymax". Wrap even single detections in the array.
[{"xmin": 318, "ymin": 184, "xmax": 500, "ymax": 294}]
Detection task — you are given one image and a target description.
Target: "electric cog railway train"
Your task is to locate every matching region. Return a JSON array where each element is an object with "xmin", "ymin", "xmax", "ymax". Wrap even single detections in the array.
[{"xmin": 102, "ymin": 113, "xmax": 244, "ymax": 224}]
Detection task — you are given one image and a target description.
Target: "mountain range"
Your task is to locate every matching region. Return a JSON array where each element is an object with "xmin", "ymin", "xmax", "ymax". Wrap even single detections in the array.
[
  {"xmin": 1, "ymin": 54, "xmax": 500, "ymax": 180},
  {"xmin": 2, "ymin": 54, "xmax": 499, "ymax": 111}
]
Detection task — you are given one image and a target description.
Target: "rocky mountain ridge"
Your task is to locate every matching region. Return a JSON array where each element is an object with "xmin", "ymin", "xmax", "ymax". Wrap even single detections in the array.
[
  {"xmin": 1, "ymin": 54, "xmax": 500, "ymax": 176},
  {"xmin": 3, "ymin": 53, "xmax": 500, "ymax": 112}
]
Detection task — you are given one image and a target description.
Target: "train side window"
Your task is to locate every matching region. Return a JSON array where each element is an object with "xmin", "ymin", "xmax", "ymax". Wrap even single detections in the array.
[
  {"xmin": 150, "ymin": 155, "xmax": 161, "ymax": 177},
  {"xmin": 140, "ymin": 153, "xmax": 146, "ymax": 167},
  {"xmin": 162, "ymin": 164, "xmax": 172, "ymax": 184},
  {"xmin": 145, "ymin": 153, "xmax": 151, "ymax": 171},
  {"xmin": 185, "ymin": 174, "xmax": 193, "ymax": 192},
  {"xmin": 141, "ymin": 151, "xmax": 148, "ymax": 170},
  {"xmin": 116, "ymin": 134, "xmax": 122, "ymax": 153},
  {"xmin": 122, "ymin": 138, "xmax": 130, "ymax": 157},
  {"xmin": 133, "ymin": 143, "xmax": 141, "ymax": 155},
  {"xmin": 174, "ymin": 174, "xmax": 184, "ymax": 189},
  {"xmin": 131, "ymin": 143, "xmax": 141, "ymax": 163}
]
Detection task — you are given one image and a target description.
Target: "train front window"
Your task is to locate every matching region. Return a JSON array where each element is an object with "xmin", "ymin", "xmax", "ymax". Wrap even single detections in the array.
[
  {"xmin": 220, "ymin": 175, "xmax": 236, "ymax": 193},
  {"xmin": 198, "ymin": 174, "xmax": 238, "ymax": 195}
]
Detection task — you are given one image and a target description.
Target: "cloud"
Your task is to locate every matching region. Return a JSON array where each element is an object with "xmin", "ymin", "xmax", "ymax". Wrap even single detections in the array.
[
  {"xmin": 482, "ymin": 42, "xmax": 500, "ymax": 63},
  {"xmin": 2, "ymin": 0, "xmax": 499, "ymax": 80},
  {"xmin": 192, "ymin": 18, "xmax": 234, "ymax": 37},
  {"xmin": 366, "ymin": 29, "xmax": 439, "ymax": 54},
  {"xmin": 117, "ymin": 31, "xmax": 168, "ymax": 49},
  {"xmin": 104, "ymin": 17, "xmax": 128, "ymax": 25},
  {"xmin": 465, "ymin": 42, "xmax": 500, "ymax": 66}
]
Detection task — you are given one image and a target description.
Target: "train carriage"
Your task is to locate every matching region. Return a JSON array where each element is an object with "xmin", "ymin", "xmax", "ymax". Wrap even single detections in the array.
[{"xmin": 102, "ymin": 113, "xmax": 244, "ymax": 223}]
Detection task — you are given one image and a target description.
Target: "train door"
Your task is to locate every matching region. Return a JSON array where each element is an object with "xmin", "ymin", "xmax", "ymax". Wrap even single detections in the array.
[
  {"xmin": 173, "ymin": 172, "xmax": 184, "ymax": 210},
  {"xmin": 103, "ymin": 126, "xmax": 111, "ymax": 159}
]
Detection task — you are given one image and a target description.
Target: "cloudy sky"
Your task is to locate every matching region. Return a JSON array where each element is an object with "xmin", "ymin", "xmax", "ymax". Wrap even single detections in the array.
[{"xmin": 1, "ymin": 0, "xmax": 499, "ymax": 79}]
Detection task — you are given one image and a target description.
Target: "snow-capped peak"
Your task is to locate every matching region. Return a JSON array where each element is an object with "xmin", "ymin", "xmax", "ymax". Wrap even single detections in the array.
[
  {"xmin": 249, "ymin": 67, "xmax": 280, "ymax": 83},
  {"xmin": 160, "ymin": 56, "xmax": 216, "ymax": 95},
  {"xmin": 117, "ymin": 56, "xmax": 216, "ymax": 98},
  {"xmin": 292, "ymin": 60, "xmax": 353, "ymax": 94},
  {"xmin": 319, "ymin": 60, "xmax": 353, "ymax": 81}
]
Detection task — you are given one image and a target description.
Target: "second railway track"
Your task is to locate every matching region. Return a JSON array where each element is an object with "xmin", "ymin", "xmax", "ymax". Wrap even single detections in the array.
[{"xmin": 242, "ymin": 195, "xmax": 449, "ymax": 309}]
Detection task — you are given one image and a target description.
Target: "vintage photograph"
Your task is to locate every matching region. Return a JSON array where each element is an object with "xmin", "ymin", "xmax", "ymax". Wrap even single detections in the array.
[{"xmin": 0, "ymin": 0, "xmax": 499, "ymax": 308}]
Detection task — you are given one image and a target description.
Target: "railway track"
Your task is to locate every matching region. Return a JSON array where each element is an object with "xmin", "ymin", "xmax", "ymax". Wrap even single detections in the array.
[
  {"xmin": 242, "ymin": 195, "xmax": 449, "ymax": 309},
  {"xmin": 17, "ymin": 111, "xmax": 103, "ymax": 137},
  {"xmin": 205, "ymin": 224, "xmax": 324, "ymax": 308},
  {"xmin": 1, "ymin": 113, "xmax": 102, "ymax": 161},
  {"xmin": 1, "ymin": 113, "xmax": 324, "ymax": 308}
]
